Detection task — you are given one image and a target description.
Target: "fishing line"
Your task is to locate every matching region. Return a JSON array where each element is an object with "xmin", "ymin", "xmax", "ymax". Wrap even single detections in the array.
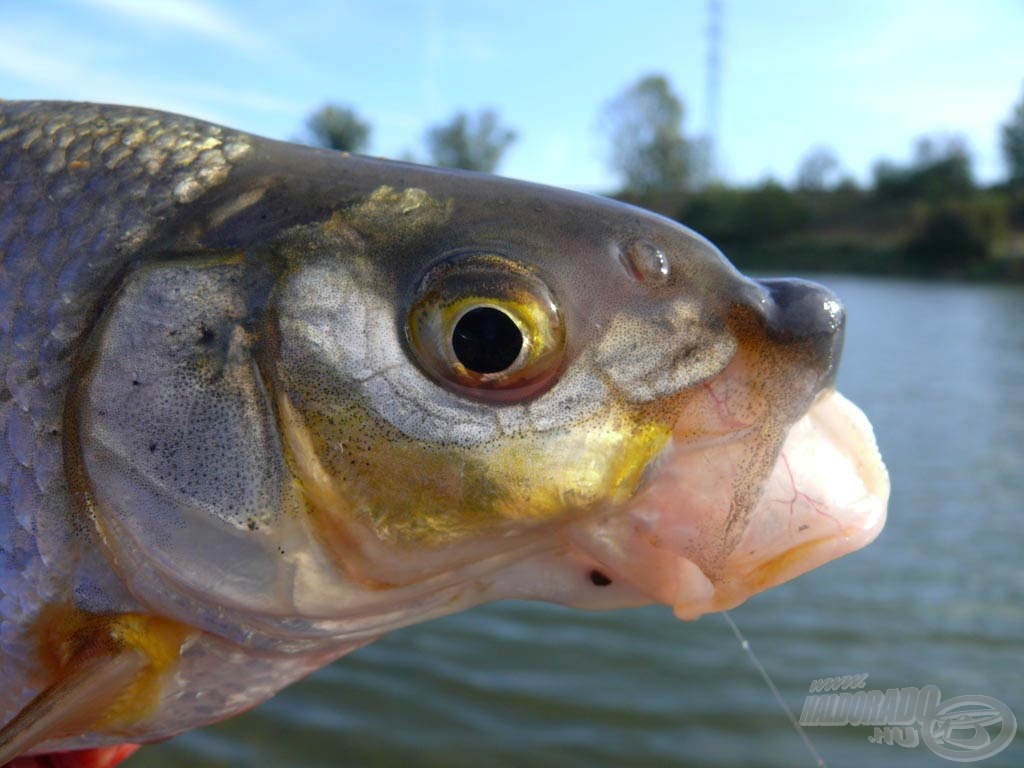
[{"xmin": 722, "ymin": 611, "xmax": 827, "ymax": 768}]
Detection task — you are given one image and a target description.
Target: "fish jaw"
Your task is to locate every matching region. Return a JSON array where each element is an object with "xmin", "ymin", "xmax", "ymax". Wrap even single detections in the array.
[{"xmin": 552, "ymin": 388, "xmax": 888, "ymax": 618}]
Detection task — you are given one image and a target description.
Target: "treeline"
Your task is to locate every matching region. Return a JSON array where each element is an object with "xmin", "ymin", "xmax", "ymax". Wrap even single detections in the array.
[
  {"xmin": 606, "ymin": 76, "xmax": 1024, "ymax": 280},
  {"xmin": 301, "ymin": 74, "xmax": 1024, "ymax": 280},
  {"xmin": 622, "ymin": 134, "xmax": 1024, "ymax": 281}
]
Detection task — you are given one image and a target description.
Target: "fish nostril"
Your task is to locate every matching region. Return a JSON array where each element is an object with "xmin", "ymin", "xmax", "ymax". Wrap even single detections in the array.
[{"xmin": 619, "ymin": 240, "xmax": 670, "ymax": 285}]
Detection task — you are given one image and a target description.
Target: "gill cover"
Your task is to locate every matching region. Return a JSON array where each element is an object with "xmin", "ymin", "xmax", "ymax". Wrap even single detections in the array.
[{"xmin": 75, "ymin": 255, "xmax": 310, "ymax": 625}]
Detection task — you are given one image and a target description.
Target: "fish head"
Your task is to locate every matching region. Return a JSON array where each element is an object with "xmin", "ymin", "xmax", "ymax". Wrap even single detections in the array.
[{"xmin": 75, "ymin": 153, "xmax": 888, "ymax": 648}]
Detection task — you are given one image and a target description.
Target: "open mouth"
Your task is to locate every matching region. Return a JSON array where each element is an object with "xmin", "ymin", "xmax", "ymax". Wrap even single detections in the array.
[{"xmin": 569, "ymin": 389, "xmax": 889, "ymax": 618}]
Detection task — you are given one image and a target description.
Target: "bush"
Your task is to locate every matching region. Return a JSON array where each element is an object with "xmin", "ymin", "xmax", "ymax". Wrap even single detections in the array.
[
  {"xmin": 678, "ymin": 182, "xmax": 808, "ymax": 245},
  {"xmin": 902, "ymin": 205, "xmax": 988, "ymax": 275},
  {"xmin": 732, "ymin": 181, "xmax": 809, "ymax": 241},
  {"xmin": 677, "ymin": 186, "xmax": 742, "ymax": 242}
]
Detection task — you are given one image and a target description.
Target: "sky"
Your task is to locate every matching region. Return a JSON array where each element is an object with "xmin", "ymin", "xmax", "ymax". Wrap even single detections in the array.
[{"xmin": 1, "ymin": 0, "xmax": 1022, "ymax": 192}]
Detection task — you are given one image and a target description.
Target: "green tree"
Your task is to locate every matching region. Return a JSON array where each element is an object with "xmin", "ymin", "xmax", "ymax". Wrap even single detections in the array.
[
  {"xmin": 425, "ymin": 110, "xmax": 517, "ymax": 172},
  {"xmin": 1001, "ymin": 85, "xmax": 1024, "ymax": 187},
  {"xmin": 601, "ymin": 74, "xmax": 689, "ymax": 196},
  {"xmin": 795, "ymin": 146, "xmax": 841, "ymax": 191},
  {"xmin": 305, "ymin": 104, "xmax": 370, "ymax": 153},
  {"xmin": 903, "ymin": 205, "xmax": 988, "ymax": 275},
  {"xmin": 872, "ymin": 134, "xmax": 973, "ymax": 202}
]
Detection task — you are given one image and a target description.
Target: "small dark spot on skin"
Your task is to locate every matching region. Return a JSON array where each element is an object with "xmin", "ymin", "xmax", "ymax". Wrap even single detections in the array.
[
  {"xmin": 198, "ymin": 324, "xmax": 215, "ymax": 345},
  {"xmin": 247, "ymin": 519, "xmax": 259, "ymax": 531},
  {"xmin": 589, "ymin": 569, "xmax": 613, "ymax": 587},
  {"xmin": 49, "ymin": 428, "xmax": 59, "ymax": 436},
  {"xmin": 798, "ymin": 524, "xmax": 809, "ymax": 531},
  {"xmin": 149, "ymin": 443, "xmax": 157, "ymax": 453},
  {"xmin": 132, "ymin": 379, "xmax": 140, "ymax": 386}
]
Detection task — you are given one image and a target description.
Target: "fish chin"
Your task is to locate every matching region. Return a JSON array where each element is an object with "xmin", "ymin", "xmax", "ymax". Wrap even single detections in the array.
[{"xmin": 555, "ymin": 390, "xmax": 888, "ymax": 618}]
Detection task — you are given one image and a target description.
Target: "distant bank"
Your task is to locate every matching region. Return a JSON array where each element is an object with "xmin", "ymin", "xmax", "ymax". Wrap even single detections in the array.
[{"xmin": 614, "ymin": 181, "xmax": 1024, "ymax": 283}]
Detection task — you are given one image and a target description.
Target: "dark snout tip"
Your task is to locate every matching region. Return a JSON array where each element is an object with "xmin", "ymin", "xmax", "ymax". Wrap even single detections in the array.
[
  {"xmin": 755, "ymin": 278, "xmax": 845, "ymax": 337},
  {"xmin": 755, "ymin": 278, "xmax": 846, "ymax": 389}
]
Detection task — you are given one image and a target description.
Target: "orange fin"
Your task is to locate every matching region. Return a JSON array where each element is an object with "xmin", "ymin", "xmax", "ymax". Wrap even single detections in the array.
[
  {"xmin": 6, "ymin": 743, "xmax": 140, "ymax": 768},
  {"xmin": 0, "ymin": 647, "xmax": 147, "ymax": 764}
]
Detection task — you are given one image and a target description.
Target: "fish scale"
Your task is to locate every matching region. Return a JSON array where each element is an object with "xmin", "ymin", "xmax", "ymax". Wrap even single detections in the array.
[{"xmin": 0, "ymin": 102, "xmax": 251, "ymax": 726}]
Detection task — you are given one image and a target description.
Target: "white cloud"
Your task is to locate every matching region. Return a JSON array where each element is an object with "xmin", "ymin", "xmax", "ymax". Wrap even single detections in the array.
[
  {"xmin": 75, "ymin": 0, "xmax": 267, "ymax": 52},
  {"xmin": 0, "ymin": 34, "xmax": 77, "ymax": 86},
  {"xmin": 0, "ymin": 22, "xmax": 302, "ymax": 131}
]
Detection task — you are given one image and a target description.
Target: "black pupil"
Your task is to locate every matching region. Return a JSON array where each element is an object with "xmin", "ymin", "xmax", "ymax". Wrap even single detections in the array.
[{"xmin": 452, "ymin": 307, "xmax": 523, "ymax": 374}]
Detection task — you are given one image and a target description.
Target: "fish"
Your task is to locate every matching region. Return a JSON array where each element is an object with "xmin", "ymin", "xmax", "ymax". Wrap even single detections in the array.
[{"xmin": 0, "ymin": 101, "xmax": 888, "ymax": 765}]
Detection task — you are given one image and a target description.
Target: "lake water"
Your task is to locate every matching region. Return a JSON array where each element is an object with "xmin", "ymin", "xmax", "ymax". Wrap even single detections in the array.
[{"xmin": 140, "ymin": 275, "xmax": 1024, "ymax": 768}]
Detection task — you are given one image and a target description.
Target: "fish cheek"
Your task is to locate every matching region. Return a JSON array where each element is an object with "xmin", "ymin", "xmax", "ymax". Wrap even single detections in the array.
[
  {"xmin": 72, "ymin": 256, "xmax": 303, "ymax": 614},
  {"xmin": 269, "ymin": 263, "xmax": 687, "ymax": 554},
  {"xmin": 272, "ymin": 343, "xmax": 678, "ymax": 556}
]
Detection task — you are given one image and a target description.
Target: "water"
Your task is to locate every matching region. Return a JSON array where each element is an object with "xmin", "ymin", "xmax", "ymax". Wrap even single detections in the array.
[{"xmin": 140, "ymin": 276, "xmax": 1024, "ymax": 768}]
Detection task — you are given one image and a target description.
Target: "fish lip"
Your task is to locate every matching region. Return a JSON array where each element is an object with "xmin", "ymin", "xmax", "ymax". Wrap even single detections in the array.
[
  {"xmin": 683, "ymin": 389, "xmax": 889, "ymax": 617},
  {"xmin": 568, "ymin": 389, "xmax": 889, "ymax": 619}
]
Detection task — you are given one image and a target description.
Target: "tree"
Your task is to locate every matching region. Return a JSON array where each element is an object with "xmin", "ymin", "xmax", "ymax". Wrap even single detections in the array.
[
  {"xmin": 795, "ymin": 146, "xmax": 841, "ymax": 191},
  {"xmin": 903, "ymin": 206, "xmax": 987, "ymax": 275},
  {"xmin": 601, "ymin": 74, "xmax": 689, "ymax": 196},
  {"xmin": 872, "ymin": 134, "xmax": 973, "ymax": 202},
  {"xmin": 425, "ymin": 110, "xmax": 517, "ymax": 172},
  {"xmin": 305, "ymin": 104, "xmax": 370, "ymax": 153},
  {"xmin": 1001, "ymin": 85, "xmax": 1024, "ymax": 187}
]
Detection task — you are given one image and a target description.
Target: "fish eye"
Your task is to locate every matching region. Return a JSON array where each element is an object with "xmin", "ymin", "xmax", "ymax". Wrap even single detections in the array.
[{"xmin": 406, "ymin": 254, "xmax": 564, "ymax": 400}]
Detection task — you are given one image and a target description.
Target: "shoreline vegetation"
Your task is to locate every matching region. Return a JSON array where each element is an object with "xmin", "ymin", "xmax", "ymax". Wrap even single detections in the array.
[
  {"xmin": 303, "ymin": 73, "xmax": 1024, "ymax": 282},
  {"xmin": 600, "ymin": 77, "xmax": 1024, "ymax": 283},
  {"xmin": 613, "ymin": 181, "xmax": 1024, "ymax": 282}
]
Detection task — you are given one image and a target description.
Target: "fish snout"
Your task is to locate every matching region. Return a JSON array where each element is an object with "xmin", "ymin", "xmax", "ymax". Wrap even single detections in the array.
[{"xmin": 752, "ymin": 278, "xmax": 845, "ymax": 392}]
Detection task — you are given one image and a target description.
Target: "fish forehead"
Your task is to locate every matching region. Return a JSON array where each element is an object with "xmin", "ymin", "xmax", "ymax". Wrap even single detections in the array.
[
  {"xmin": 0, "ymin": 99, "xmax": 745, "ymax": 311},
  {"xmin": 191, "ymin": 135, "xmax": 748, "ymax": 322}
]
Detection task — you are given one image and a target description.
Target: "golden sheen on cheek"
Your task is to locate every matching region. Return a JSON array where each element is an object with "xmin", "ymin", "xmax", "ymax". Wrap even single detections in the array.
[{"xmin": 284, "ymin": 390, "xmax": 685, "ymax": 547}]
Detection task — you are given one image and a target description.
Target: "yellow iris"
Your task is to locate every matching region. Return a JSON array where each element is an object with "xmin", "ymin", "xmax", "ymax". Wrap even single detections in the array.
[{"xmin": 406, "ymin": 254, "xmax": 564, "ymax": 399}]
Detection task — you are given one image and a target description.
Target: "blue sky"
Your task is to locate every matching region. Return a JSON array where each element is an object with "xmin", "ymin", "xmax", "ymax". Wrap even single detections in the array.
[{"xmin": 2, "ymin": 0, "xmax": 1022, "ymax": 191}]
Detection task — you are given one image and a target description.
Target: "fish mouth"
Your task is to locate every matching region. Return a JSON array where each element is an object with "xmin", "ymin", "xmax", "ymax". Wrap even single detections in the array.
[
  {"xmin": 567, "ymin": 388, "xmax": 889, "ymax": 618},
  {"xmin": 704, "ymin": 389, "xmax": 888, "ymax": 613}
]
